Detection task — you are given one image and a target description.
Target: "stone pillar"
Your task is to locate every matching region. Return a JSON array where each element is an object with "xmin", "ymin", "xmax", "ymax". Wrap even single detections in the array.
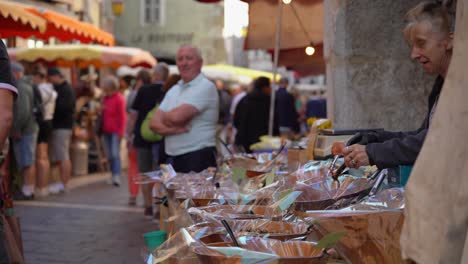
[{"xmin": 325, "ymin": 0, "xmax": 434, "ymax": 131}]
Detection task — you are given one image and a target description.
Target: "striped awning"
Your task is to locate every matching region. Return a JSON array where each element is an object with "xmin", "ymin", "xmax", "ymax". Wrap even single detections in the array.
[
  {"xmin": 25, "ymin": 6, "xmax": 114, "ymax": 46},
  {"xmin": 0, "ymin": 1, "xmax": 114, "ymax": 46},
  {"xmin": 0, "ymin": 1, "xmax": 47, "ymax": 35}
]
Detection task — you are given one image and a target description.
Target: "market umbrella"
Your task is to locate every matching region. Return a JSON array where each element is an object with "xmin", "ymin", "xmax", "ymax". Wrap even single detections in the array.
[
  {"xmin": 0, "ymin": 0, "xmax": 47, "ymax": 38},
  {"xmin": 277, "ymin": 44, "xmax": 325, "ymax": 77},
  {"xmin": 194, "ymin": 0, "xmax": 324, "ymax": 134},
  {"xmin": 169, "ymin": 64, "xmax": 279, "ymax": 84},
  {"xmin": 25, "ymin": 6, "xmax": 114, "ymax": 46},
  {"xmin": 203, "ymin": 64, "xmax": 280, "ymax": 84},
  {"xmin": 12, "ymin": 44, "xmax": 157, "ymax": 69},
  {"xmin": 242, "ymin": 0, "xmax": 323, "ymax": 50},
  {"xmin": 242, "ymin": 0, "xmax": 324, "ymax": 134},
  {"xmin": 0, "ymin": 1, "xmax": 114, "ymax": 46}
]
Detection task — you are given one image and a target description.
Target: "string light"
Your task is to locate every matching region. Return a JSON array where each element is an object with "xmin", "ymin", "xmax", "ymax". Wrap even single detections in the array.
[
  {"xmin": 289, "ymin": 3, "xmax": 315, "ymax": 57},
  {"xmin": 305, "ymin": 44, "xmax": 315, "ymax": 56},
  {"xmin": 282, "ymin": 0, "xmax": 292, "ymax": 4}
]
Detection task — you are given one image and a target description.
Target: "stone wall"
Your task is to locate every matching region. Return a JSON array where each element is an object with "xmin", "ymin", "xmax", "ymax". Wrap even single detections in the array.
[
  {"xmin": 114, "ymin": 0, "xmax": 226, "ymax": 64},
  {"xmin": 325, "ymin": 0, "xmax": 435, "ymax": 131}
]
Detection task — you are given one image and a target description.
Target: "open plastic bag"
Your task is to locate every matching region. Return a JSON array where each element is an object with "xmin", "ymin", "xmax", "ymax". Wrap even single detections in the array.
[
  {"xmin": 188, "ymin": 204, "xmax": 284, "ymax": 223},
  {"xmin": 293, "ymin": 188, "xmax": 405, "ymax": 264},
  {"xmin": 144, "ymin": 228, "xmax": 203, "ymax": 264},
  {"xmin": 151, "ymin": 227, "xmax": 327, "ymax": 264},
  {"xmin": 193, "ymin": 236, "xmax": 327, "ymax": 264},
  {"xmin": 184, "ymin": 219, "xmax": 312, "ymax": 244}
]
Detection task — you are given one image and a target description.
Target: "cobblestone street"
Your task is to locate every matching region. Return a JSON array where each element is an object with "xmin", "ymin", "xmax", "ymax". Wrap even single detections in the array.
[{"xmin": 14, "ymin": 174, "xmax": 156, "ymax": 264}]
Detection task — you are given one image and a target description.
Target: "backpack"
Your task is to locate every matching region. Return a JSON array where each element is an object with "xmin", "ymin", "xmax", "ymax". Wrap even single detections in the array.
[
  {"xmin": 140, "ymin": 104, "xmax": 162, "ymax": 142},
  {"xmin": 32, "ymin": 85, "xmax": 45, "ymax": 124}
]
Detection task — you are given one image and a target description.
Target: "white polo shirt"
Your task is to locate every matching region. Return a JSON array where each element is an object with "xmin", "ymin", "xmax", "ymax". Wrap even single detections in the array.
[{"xmin": 159, "ymin": 73, "xmax": 219, "ymax": 156}]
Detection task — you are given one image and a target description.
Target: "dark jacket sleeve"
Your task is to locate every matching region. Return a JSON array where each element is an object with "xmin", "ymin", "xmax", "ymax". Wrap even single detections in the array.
[
  {"xmin": 233, "ymin": 97, "xmax": 247, "ymax": 147},
  {"xmin": 366, "ymin": 77, "xmax": 441, "ymax": 169},
  {"xmin": 372, "ymin": 117, "xmax": 427, "ymax": 143},
  {"xmin": 54, "ymin": 85, "xmax": 75, "ymax": 121},
  {"xmin": 366, "ymin": 128, "xmax": 427, "ymax": 169}
]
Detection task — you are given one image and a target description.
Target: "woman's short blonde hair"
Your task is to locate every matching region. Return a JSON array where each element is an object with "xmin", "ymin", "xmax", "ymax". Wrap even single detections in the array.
[{"xmin": 403, "ymin": 1, "xmax": 455, "ymax": 41}]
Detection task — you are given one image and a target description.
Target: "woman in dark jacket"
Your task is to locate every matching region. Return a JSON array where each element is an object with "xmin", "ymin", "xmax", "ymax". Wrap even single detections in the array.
[
  {"xmin": 343, "ymin": 1, "xmax": 454, "ymax": 169},
  {"xmin": 234, "ymin": 77, "xmax": 278, "ymax": 152}
]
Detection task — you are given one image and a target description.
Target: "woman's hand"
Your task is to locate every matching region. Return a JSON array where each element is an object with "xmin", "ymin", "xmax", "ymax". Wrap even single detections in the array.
[{"xmin": 342, "ymin": 144, "xmax": 370, "ymax": 168}]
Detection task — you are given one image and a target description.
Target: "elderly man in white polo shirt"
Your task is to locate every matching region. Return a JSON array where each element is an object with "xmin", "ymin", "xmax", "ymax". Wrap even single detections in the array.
[{"xmin": 150, "ymin": 45, "xmax": 219, "ymax": 173}]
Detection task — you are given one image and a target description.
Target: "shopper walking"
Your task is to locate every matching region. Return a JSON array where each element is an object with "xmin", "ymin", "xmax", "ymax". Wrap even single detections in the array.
[{"xmin": 101, "ymin": 76, "xmax": 126, "ymax": 186}]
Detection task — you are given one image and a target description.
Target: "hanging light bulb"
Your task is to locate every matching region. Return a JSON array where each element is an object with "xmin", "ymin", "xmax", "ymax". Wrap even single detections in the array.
[
  {"xmin": 305, "ymin": 43, "xmax": 315, "ymax": 56},
  {"xmin": 282, "ymin": 0, "xmax": 292, "ymax": 4}
]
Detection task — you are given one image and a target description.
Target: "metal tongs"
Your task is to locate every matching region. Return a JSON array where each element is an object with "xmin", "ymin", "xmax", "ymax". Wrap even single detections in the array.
[
  {"xmin": 327, "ymin": 141, "xmax": 353, "ymax": 186},
  {"xmin": 327, "ymin": 155, "xmax": 347, "ymax": 187}
]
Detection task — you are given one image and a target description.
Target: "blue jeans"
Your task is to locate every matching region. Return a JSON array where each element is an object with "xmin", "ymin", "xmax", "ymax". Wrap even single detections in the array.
[{"xmin": 103, "ymin": 133, "xmax": 121, "ymax": 177}]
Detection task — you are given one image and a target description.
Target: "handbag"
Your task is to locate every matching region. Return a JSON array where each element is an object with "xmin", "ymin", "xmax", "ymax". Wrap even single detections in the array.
[
  {"xmin": 0, "ymin": 152, "xmax": 24, "ymax": 264},
  {"xmin": 140, "ymin": 104, "xmax": 163, "ymax": 142}
]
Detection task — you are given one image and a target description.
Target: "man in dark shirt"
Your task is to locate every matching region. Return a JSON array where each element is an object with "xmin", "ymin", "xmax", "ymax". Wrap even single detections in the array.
[
  {"xmin": 129, "ymin": 63, "xmax": 168, "ymax": 218},
  {"xmin": 47, "ymin": 68, "xmax": 75, "ymax": 193},
  {"xmin": 275, "ymin": 77, "xmax": 299, "ymax": 137}
]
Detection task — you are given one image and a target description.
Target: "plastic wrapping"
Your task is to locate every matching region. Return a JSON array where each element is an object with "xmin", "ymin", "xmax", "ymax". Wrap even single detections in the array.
[
  {"xmin": 301, "ymin": 210, "xmax": 404, "ymax": 264},
  {"xmin": 288, "ymin": 175, "xmax": 373, "ymax": 211},
  {"xmin": 193, "ymin": 236, "xmax": 327, "ymax": 264},
  {"xmin": 134, "ymin": 164, "xmax": 178, "ymax": 185},
  {"xmin": 294, "ymin": 189, "xmax": 406, "ymax": 264},
  {"xmin": 184, "ymin": 219, "xmax": 312, "ymax": 244},
  {"xmin": 161, "ymin": 165, "xmax": 280, "ymax": 208},
  {"xmin": 228, "ymin": 219, "xmax": 311, "ymax": 241},
  {"xmin": 188, "ymin": 204, "xmax": 284, "ymax": 222},
  {"xmin": 146, "ymin": 228, "xmax": 203, "ymax": 264},
  {"xmin": 286, "ymin": 161, "xmax": 329, "ymax": 184},
  {"xmin": 142, "ymin": 158, "xmax": 396, "ymax": 263},
  {"xmin": 347, "ymin": 187, "xmax": 405, "ymax": 211},
  {"xmin": 147, "ymin": 227, "xmax": 327, "ymax": 264},
  {"xmin": 226, "ymin": 152, "xmax": 288, "ymax": 179}
]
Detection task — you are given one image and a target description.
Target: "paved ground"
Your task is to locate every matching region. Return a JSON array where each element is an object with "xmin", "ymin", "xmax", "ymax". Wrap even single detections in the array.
[{"xmin": 14, "ymin": 173, "xmax": 157, "ymax": 264}]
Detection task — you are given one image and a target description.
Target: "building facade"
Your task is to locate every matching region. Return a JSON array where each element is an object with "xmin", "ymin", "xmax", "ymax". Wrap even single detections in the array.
[{"xmin": 113, "ymin": 0, "xmax": 226, "ymax": 64}]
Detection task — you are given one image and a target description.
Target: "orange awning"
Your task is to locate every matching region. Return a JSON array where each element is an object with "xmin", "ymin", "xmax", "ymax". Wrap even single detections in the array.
[
  {"xmin": 25, "ymin": 6, "xmax": 114, "ymax": 46},
  {"xmin": 10, "ymin": 44, "xmax": 157, "ymax": 69},
  {"xmin": 0, "ymin": 1, "xmax": 47, "ymax": 38}
]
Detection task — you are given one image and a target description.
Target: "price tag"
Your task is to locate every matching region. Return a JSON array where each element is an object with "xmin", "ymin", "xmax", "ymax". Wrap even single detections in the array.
[
  {"xmin": 232, "ymin": 167, "xmax": 247, "ymax": 184},
  {"xmin": 265, "ymin": 168, "xmax": 276, "ymax": 186},
  {"xmin": 278, "ymin": 191, "xmax": 302, "ymax": 211}
]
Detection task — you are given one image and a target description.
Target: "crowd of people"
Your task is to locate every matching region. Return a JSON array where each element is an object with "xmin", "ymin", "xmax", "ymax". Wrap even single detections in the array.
[
  {"xmin": 4, "ymin": 44, "xmax": 328, "ymax": 222},
  {"xmin": 10, "ymin": 64, "xmax": 74, "ymax": 200}
]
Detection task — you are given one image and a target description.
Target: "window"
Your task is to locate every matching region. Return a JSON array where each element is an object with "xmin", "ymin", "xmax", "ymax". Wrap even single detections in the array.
[{"xmin": 141, "ymin": 0, "xmax": 165, "ymax": 26}]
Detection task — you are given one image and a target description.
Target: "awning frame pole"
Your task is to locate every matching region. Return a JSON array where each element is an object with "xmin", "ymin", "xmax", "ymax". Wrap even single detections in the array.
[{"xmin": 269, "ymin": 0, "xmax": 283, "ymax": 136}]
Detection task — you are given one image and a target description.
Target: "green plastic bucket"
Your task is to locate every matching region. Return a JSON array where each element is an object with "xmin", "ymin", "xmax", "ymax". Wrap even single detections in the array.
[{"xmin": 143, "ymin": 230, "xmax": 167, "ymax": 250}]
